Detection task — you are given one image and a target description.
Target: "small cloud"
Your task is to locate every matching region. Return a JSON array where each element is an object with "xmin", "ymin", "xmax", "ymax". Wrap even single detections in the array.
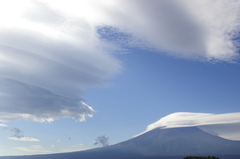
[
  {"xmin": 31, "ymin": 145, "xmax": 44, "ymax": 150},
  {"xmin": 0, "ymin": 123, "xmax": 8, "ymax": 127},
  {"xmin": 13, "ymin": 145, "xmax": 51, "ymax": 154},
  {"xmin": 60, "ymin": 146, "xmax": 90, "ymax": 153},
  {"xmin": 9, "ymin": 127, "xmax": 39, "ymax": 141},
  {"xmin": 94, "ymin": 135, "xmax": 109, "ymax": 147},
  {"xmin": 0, "ymin": 123, "xmax": 8, "ymax": 129},
  {"xmin": 9, "ymin": 137, "xmax": 40, "ymax": 142},
  {"xmin": 10, "ymin": 127, "xmax": 24, "ymax": 138}
]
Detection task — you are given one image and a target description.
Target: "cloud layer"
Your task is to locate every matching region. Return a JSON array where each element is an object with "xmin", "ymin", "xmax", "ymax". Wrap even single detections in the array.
[
  {"xmin": 0, "ymin": 78, "xmax": 94, "ymax": 122},
  {"xmin": 140, "ymin": 112, "xmax": 240, "ymax": 140},
  {"xmin": 0, "ymin": 0, "xmax": 239, "ymax": 122},
  {"xmin": 59, "ymin": 0, "xmax": 239, "ymax": 61},
  {"xmin": 0, "ymin": 0, "xmax": 121, "ymax": 122}
]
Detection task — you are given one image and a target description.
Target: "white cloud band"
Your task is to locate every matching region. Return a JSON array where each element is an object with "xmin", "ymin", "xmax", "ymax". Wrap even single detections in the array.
[
  {"xmin": 9, "ymin": 137, "xmax": 40, "ymax": 142},
  {"xmin": 0, "ymin": 78, "xmax": 95, "ymax": 122},
  {"xmin": 146, "ymin": 112, "xmax": 240, "ymax": 130},
  {"xmin": 138, "ymin": 112, "xmax": 240, "ymax": 140},
  {"xmin": 0, "ymin": 123, "xmax": 8, "ymax": 127}
]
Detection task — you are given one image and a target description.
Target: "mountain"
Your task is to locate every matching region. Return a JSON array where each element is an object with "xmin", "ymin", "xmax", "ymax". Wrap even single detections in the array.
[
  {"xmin": 111, "ymin": 126, "xmax": 240, "ymax": 156},
  {"xmin": 1, "ymin": 127, "xmax": 240, "ymax": 159}
]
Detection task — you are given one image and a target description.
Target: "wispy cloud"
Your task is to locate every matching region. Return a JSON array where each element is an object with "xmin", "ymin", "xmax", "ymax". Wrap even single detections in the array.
[
  {"xmin": 0, "ymin": 123, "xmax": 8, "ymax": 130},
  {"xmin": 8, "ymin": 127, "xmax": 40, "ymax": 141},
  {"xmin": 138, "ymin": 112, "xmax": 240, "ymax": 140},
  {"xmin": 94, "ymin": 135, "xmax": 109, "ymax": 147},
  {"xmin": 101, "ymin": 0, "xmax": 240, "ymax": 61},
  {"xmin": 41, "ymin": 0, "xmax": 239, "ymax": 61},
  {"xmin": 10, "ymin": 127, "xmax": 24, "ymax": 138},
  {"xmin": 9, "ymin": 137, "xmax": 40, "ymax": 142},
  {"xmin": 60, "ymin": 144, "xmax": 90, "ymax": 153},
  {"xmin": 199, "ymin": 123, "xmax": 240, "ymax": 141},
  {"xmin": 0, "ymin": 123, "xmax": 8, "ymax": 127},
  {"xmin": 13, "ymin": 145, "xmax": 51, "ymax": 154}
]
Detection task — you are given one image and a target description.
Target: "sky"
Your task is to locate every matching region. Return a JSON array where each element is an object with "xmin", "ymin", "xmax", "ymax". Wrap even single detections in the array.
[{"xmin": 0, "ymin": 0, "xmax": 240, "ymax": 156}]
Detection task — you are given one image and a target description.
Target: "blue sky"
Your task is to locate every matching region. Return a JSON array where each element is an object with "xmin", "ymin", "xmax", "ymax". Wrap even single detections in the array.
[{"xmin": 0, "ymin": 0, "xmax": 240, "ymax": 156}]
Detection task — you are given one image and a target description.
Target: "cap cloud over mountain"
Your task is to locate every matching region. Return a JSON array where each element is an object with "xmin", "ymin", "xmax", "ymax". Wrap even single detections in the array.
[
  {"xmin": 113, "ymin": 126, "xmax": 240, "ymax": 157},
  {"xmin": 137, "ymin": 112, "xmax": 240, "ymax": 140}
]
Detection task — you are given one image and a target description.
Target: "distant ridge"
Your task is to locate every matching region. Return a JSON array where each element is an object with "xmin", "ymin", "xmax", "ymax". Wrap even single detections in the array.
[{"xmin": 1, "ymin": 127, "xmax": 240, "ymax": 159}]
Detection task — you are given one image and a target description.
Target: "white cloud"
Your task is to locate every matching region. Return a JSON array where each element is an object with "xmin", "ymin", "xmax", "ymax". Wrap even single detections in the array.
[
  {"xmin": 138, "ymin": 112, "xmax": 240, "ymax": 140},
  {"xmin": 13, "ymin": 145, "xmax": 52, "ymax": 154},
  {"xmin": 0, "ymin": 123, "xmax": 8, "ymax": 127},
  {"xmin": 8, "ymin": 127, "xmax": 40, "ymax": 141},
  {"xmin": 0, "ymin": 78, "xmax": 94, "ymax": 122},
  {"xmin": 199, "ymin": 123, "xmax": 240, "ymax": 141},
  {"xmin": 31, "ymin": 145, "xmax": 44, "ymax": 150},
  {"xmin": 9, "ymin": 137, "xmax": 40, "ymax": 142},
  {"xmin": 112, "ymin": 0, "xmax": 239, "ymax": 62},
  {"xmin": 49, "ymin": 0, "xmax": 239, "ymax": 61},
  {"xmin": 60, "ymin": 147, "xmax": 90, "ymax": 153},
  {"xmin": 0, "ymin": 0, "xmax": 239, "ymax": 122},
  {"xmin": 0, "ymin": 0, "xmax": 121, "ymax": 122},
  {"xmin": 146, "ymin": 112, "xmax": 240, "ymax": 130}
]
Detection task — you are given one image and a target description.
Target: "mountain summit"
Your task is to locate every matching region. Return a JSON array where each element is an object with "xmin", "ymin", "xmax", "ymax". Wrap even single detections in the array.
[{"xmin": 112, "ymin": 126, "xmax": 240, "ymax": 156}]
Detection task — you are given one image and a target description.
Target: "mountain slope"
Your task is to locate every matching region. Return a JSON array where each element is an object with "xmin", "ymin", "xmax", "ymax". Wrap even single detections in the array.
[
  {"xmin": 111, "ymin": 126, "xmax": 240, "ymax": 156},
  {"xmin": 1, "ymin": 127, "xmax": 240, "ymax": 159}
]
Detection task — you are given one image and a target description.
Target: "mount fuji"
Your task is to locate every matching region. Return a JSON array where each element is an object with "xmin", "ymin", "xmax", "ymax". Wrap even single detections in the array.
[
  {"xmin": 111, "ymin": 126, "xmax": 240, "ymax": 156},
  {"xmin": 1, "ymin": 126, "xmax": 240, "ymax": 159}
]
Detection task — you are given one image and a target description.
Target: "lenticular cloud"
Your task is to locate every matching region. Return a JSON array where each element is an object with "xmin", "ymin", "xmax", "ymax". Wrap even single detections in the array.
[
  {"xmin": 146, "ymin": 112, "xmax": 240, "ymax": 130},
  {"xmin": 0, "ymin": 0, "xmax": 239, "ymax": 122},
  {"xmin": 0, "ymin": 0, "xmax": 121, "ymax": 122},
  {"xmin": 140, "ymin": 112, "xmax": 240, "ymax": 140},
  {"xmin": 0, "ymin": 78, "xmax": 95, "ymax": 122}
]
